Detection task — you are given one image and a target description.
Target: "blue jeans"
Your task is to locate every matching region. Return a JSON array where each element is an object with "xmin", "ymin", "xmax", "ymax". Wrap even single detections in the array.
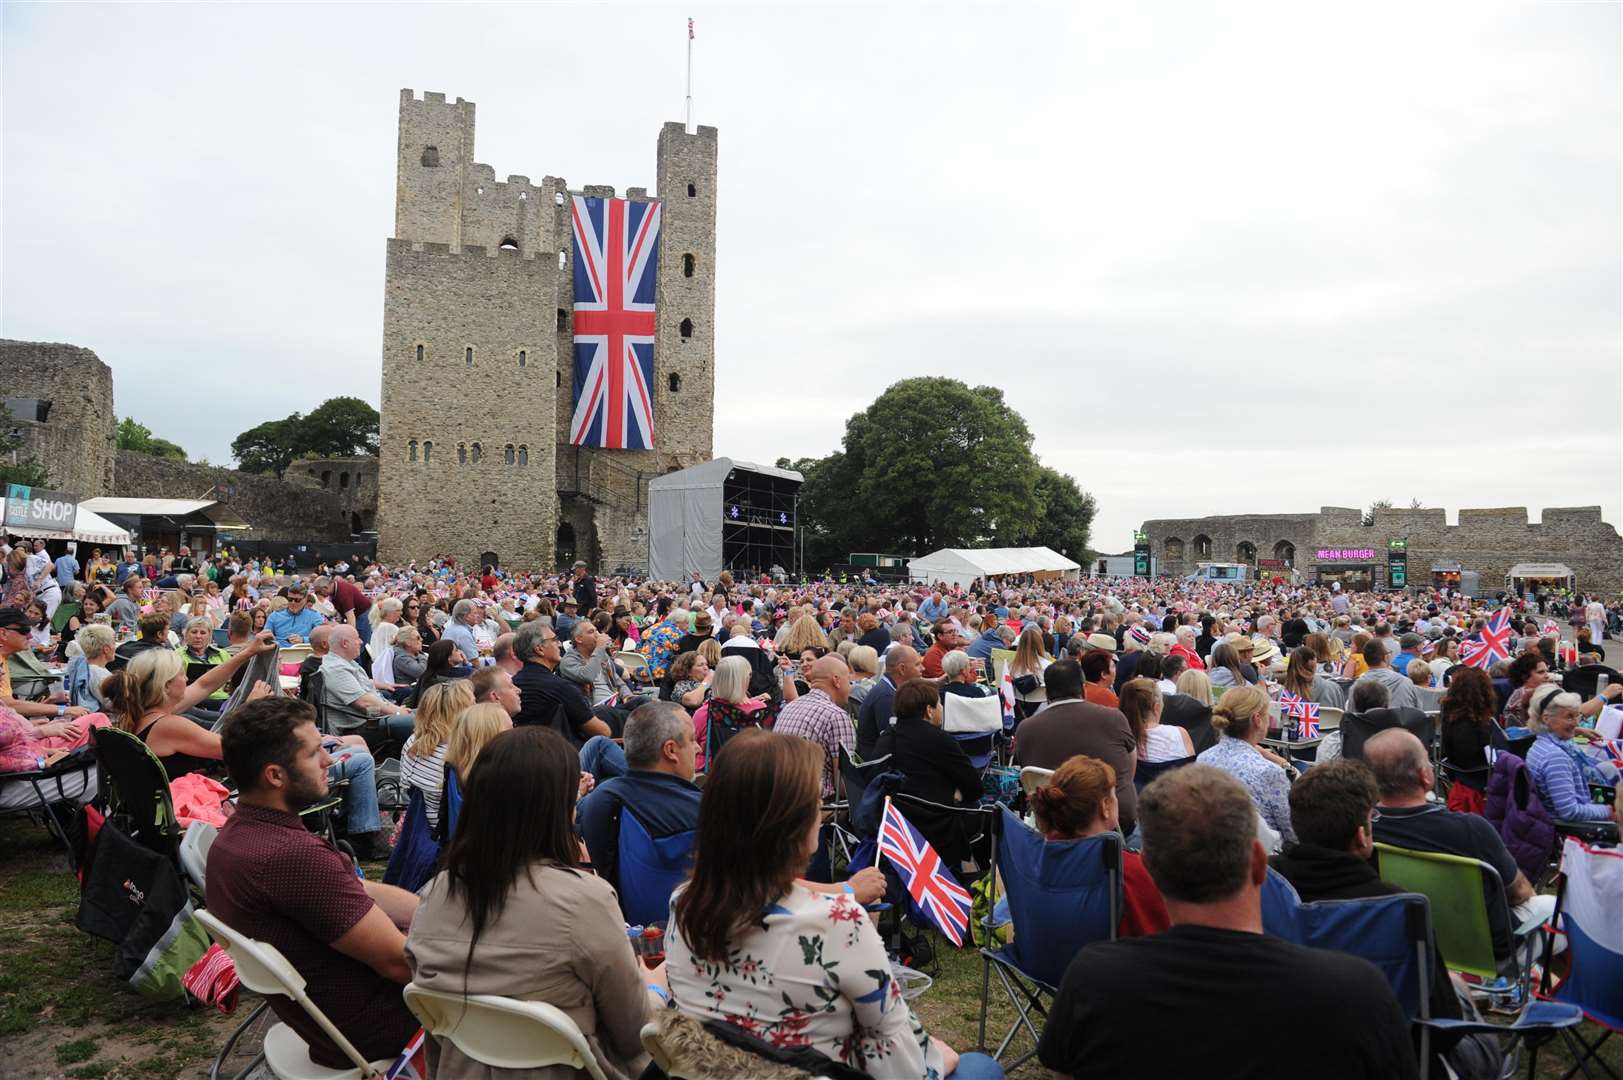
[
  {"xmin": 382, "ymin": 711, "xmax": 415, "ymax": 745},
  {"xmin": 327, "ymin": 743, "xmax": 381, "ymax": 836},
  {"xmin": 579, "ymin": 735, "xmax": 627, "ymax": 781},
  {"xmin": 355, "ymin": 613, "xmax": 372, "ymax": 648},
  {"xmin": 947, "ymin": 1051, "xmax": 1004, "ymax": 1080}
]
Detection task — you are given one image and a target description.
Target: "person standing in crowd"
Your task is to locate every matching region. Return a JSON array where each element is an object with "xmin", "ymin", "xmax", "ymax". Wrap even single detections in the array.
[
  {"xmin": 1037, "ymin": 765, "xmax": 1415, "ymax": 1079},
  {"xmin": 312, "ymin": 575, "xmax": 373, "ymax": 646}
]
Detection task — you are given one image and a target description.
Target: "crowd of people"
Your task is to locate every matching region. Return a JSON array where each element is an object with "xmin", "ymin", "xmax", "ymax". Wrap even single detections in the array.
[{"xmin": 4, "ymin": 537, "xmax": 1622, "ymax": 1079}]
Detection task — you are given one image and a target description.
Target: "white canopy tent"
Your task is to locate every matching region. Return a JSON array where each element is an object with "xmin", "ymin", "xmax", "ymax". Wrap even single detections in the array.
[
  {"xmin": 908, "ymin": 546, "xmax": 1081, "ymax": 589},
  {"xmin": 6, "ymin": 506, "xmax": 131, "ymax": 547}
]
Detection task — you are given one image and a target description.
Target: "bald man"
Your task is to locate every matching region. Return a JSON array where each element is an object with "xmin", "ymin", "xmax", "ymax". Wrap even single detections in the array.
[
  {"xmin": 1365, "ymin": 728, "xmax": 1552, "ymax": 965},
  {"xmin": 857, "ymin": 645, "xmax": 923, "ymax": 757},
  {"xmin": 775, "ymin": 655, "xmax": 856, "ymax": 799}
]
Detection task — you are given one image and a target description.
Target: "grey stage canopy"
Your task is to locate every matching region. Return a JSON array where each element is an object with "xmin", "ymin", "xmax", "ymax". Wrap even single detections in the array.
[{"xmin": 648, "ymin": 459, "xmax": 803, "ymax": 582}]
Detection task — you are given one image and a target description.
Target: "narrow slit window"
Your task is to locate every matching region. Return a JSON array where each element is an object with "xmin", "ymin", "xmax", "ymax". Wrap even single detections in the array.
[
  {"xmin": 423, "ymin": 441, "xmax": 432, "ymax": 462},
  {"xmin": 499, "ymin": 237, "xmax": 518, "ymax": 251},
  {"xmin": 408, "ymin": 440, "xmax": 417, "ymax": 462},
  {"xmin": 517, "ymin": 445, "xmax": 528, "ymax": 466},
  {"xmin": 457, "ymin": 443, "xmax": 467, "ymax": 465},
  {"xmin": 556, "ymin": 370, "xmax": 562, "ymax": 388},
  {"xmin": 471, "ymin": 443, "xmax": 482, "ymax": 463},
  {"xmin": 465, "ymin": 346, "xmax": 474, "ymax": 367},
  {"xmin": 682, "ymin": 253, "xmax": 695, "ymax": 277},
  {"xmin": 557, "ymin": 308, "xmax": 568, "ymax": 331},
  {"xmin": 679, "ymin": 318, "xmax": 693, "ymax": 339},
  {"xmin": 415, "ymin": 344, "xmax": 424, "ymax": 362},
  {"xmin": 421, "ymin": 146, "xmax": 440, "ymax": 167},
  {"xmin": 668, "ymin": 372, "xmax": 682, "ymax": 393},
  {"xmin": 687, "ymin": 182, "xmax": 696, "ymax": 197},
  {"xmin": 518, "ymin": 349, "xmax": 526, "ymax": 368},
  {"xmin": 504, "ymin": 444, "xmax": 515, "ymax": 465}
]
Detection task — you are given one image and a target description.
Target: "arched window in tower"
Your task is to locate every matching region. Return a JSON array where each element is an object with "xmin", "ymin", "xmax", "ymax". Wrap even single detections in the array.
[
  {"xmin": 1273, "ymin": 540, "xmax": 1296, "ymax": 568},
  {"xmin": 320, "ymin": 470, "xmax": 331, "ymax": 488},
  {"xmin": 471, "ymin": 443, "xmax": 482, "ymax": 464},
  {"xmin": 339, "ymin": 472, "xmax": 349, "ymax": 489},
  {"xmin": 422, "ymin": 441, "xmax": 432, "ymax": 462},
  {"xmin": 421, "ymin": 146, "xmax": 440, "ymax": 167},
  {"xmin": 1193, "ymin": 534, "xmax": 1212, "ymax": 558},
  {"xmin": 556, "ymin": 371, "xmax": 562, "ymax": 388},
  {"xmin": 1236, "ymin": 541, "xmax": 1257, "ymax": 564},
  {"xmin": 687, "ymin": 182, "xmax": 696, "ymax": 197},
  {"xmin": 517, "ymin": 445, "xmax": 528, "ymax": 466},
  {"xmin": 668, "ymin": 372, "xmax": 682, "ymax": 393},
  {"xmin": 457, "ymin": 443, "xmax": 467, "ymax": 465},
  {"xmin": 415, "ymin": 344, "xmax": 424, "ymax": 362},
  {"xmin": 465, "ymin": 346, "xmax": 474, "ymax": 367},
  {"xmin": 504, "ymin": 444, "xmax": 515, "ymax": 465},
  {"xmin": 499, "ymin": 237, "xmax": 518, "ymax": 252},
  {"xmin": 679, "ymin": 318, "xmax": 693, "ymax": 340},
  {"xmin": 518, "ymin": 350, "xmax": 526, "ymax": 368},
  {"xmin": 557, "ymin": 309, "xmax": 568, "ymax": 331},
  {"xmin": 682, "ymin": 253, "xmax": 695, "ymax": 277},
  {"xmin": 408, "ymin": 440, "xmax": 417, "ymax": 462},
  {"xmin": 558, "ymin": 250, "xmax": 568, "ymax": 270}
]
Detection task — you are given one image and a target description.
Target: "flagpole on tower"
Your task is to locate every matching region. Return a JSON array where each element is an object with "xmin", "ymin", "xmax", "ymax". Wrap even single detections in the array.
[{"xmin": 685, "ymin": 17, "xmax": 695, "ymax": 134}]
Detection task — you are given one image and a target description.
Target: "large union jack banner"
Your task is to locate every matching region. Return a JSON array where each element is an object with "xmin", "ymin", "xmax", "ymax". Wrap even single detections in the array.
[{"xmin": 569, "ymin": 195, "xmax": 660, "ymax": 449}]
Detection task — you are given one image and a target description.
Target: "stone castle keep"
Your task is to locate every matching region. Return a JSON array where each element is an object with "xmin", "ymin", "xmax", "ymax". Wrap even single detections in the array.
[
  {"xmin": 1140, "ymin": 505, "xmax": 1623, "ymax": 594},
  {"xmin": 375, "ymin": 89, "xmax": 718, "ymax": 570}
]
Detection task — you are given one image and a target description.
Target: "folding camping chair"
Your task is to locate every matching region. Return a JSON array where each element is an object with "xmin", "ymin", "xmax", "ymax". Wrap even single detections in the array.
[
  {"xmin": 1532, "ymin": 837, "xmax": 1623, "ymax": 1080},
  {"xmin": 1133, "ymin": 755, "xmax": 1196, "ymax": 793},
  {"xmin": 0, "ymin": 745, "xmax": 97, "ymax": 860},
  {"xmin": 93, "ymin": 725, "xmax": 186, "ymax": 863},
  {"xmin": 1261, "ymin": 870, "xmax": 1580, "ymax": 1073},
  {"xmin": 942, "ymin": 691, "xmax": 1003, "ymax": 770},
  {"xmin": 616, "ymin": 807, "xmax": 696, "ymax": 926},
  {"xmin": 977, "ymin": 805, "xmax": 1120, "ymax": 1071}
]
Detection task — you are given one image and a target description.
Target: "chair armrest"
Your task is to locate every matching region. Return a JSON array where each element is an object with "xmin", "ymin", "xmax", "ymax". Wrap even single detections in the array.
[
  {"xmin": 1416, "ymin": 1000, "xmax": 1583, "ymax": 1036},
  {"xmin": 1552, "ymin": 818, "xmax": 1619, "ymax": 843}
]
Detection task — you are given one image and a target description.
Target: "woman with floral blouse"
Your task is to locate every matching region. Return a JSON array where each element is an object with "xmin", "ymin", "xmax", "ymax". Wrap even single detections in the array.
[{"xmin": 666, "ymin": 729, "xmax": 1003, "ymax": 1080}]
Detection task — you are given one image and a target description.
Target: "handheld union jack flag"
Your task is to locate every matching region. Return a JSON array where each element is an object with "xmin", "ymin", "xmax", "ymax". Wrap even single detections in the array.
[
  {"xmin": 878, "ymin": 798, "xmax": 972, "ymax": 947},
  {"xmin": 1279, "ymin": 692, "xmax": 1321, "ymax": 739},
  {"xmin": 1460, "ymin": 609, "xmax": 1514, "ymax": 670},
  {"xmin": 570, "ymin": 195, "xmax": 661, "ymax": 449},
  {"xmin": 384, "ymin": 1028, "xmax": 429, "ymax": 1080}
]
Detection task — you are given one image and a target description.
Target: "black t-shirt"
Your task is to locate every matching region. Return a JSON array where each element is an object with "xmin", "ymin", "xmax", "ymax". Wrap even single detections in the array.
[
  {"xmin": 1037, "ymin": 924, "xmax": 1416, "ymax": 1080},
  {"xmin": 1373, "ymin": 804, "xmax": 1519, "ymax": 958}
]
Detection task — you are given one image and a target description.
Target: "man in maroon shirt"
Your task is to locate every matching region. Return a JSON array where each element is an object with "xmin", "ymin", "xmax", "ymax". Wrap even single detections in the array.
[
  {"xmin": 920, "ymin": 620, "xmax": 967, "ymax": 680},
  {"xmin": 207, "ymin": 697, "xmax": 418, "ymax": 1069},
  {"xmin": 313, "ymin": 575, "xmax": 374, "ymax": 648}
]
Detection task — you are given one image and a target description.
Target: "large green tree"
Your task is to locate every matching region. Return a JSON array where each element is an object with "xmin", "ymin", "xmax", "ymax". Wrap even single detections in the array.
[
  {"xmin": 231, "ymin": 397, "xmax": 379, "ymax": 477},
  {"xmin": 783, "ymin": 378, "xmax": 1096, "ymax": 572},
  {"xmin": 117, "ymin": 417, "xmax": 187, "ymax": 461}
]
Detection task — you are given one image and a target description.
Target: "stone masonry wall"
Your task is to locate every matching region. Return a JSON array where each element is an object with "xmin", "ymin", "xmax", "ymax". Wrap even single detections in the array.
[
  {"xmin": 288, "ymin": 457, "xmax": 380, "ymax": 532},
  {"xmin": 113, "ymin": 450, "xmax": 350, "ymax": 542},
  {"xmin": 0, "ymin": 339, "xmax": 117, "ymax": 498},
  {"xmin": 1143, "ymin": 505, "xmax": 1623, "ymax": 594}
]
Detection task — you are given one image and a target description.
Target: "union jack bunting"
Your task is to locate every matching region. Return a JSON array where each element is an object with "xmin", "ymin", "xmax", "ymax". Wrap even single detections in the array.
[
  {"xmin": 1460, "ymin": 609, "xmax": 1514, "ymax": 670},
  {"xmin": 1279, "ymin": 692, "xmax": 1321, "ymax": 739},
  {"xmin": 569, "ymin": 195, "xmax": 661, "ymax": 449},
  {"xmin": 878, "ymin": 798, "xmax": 972, "ymax": 947}
]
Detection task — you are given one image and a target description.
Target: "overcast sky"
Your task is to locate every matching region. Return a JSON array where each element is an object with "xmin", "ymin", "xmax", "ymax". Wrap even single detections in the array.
[{"xmin": 4, "ymin": 2, "xmax": 1619, "ymax": 553}]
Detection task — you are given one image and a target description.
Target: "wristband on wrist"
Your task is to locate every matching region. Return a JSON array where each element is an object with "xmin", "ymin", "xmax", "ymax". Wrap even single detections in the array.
[
  {"xmin": 56, "ymin": 704, "xmax": 66, "ymax": 717},
  {"xmin": 840, "ymin": 882, "xmax": 855, "ymax": 897},
  {"xmin": 647, "ymin": 984, "xmax": 669, "ymax": 1003}
]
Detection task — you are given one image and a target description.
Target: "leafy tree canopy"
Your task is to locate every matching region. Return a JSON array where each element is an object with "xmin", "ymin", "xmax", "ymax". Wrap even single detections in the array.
[
  {"xmin": 117, "ymin": 417, "xmax": 187, "ymax": 461},
  {"xmin": 231, "ymin": 397, "xmax": 379, "ymax": 477}
]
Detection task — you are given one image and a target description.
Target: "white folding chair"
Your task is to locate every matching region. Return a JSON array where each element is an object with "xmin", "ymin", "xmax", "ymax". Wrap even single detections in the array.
[
  {"xmin": 403, "ymin": 985, "xmax": 607, "ymax": 1080},
  {"xmin": 194, "ymin": 909, "xmax": 395, "ymax": 1079},
  {"xmin": 280, "ymin": 644, "xmax": 313, "ymax": 667},
  {"xmin": 615, "ymin": 650, "xmax": 650, "ymax": 683},
  {"xmin": 1018, "ymin": 766, "xmax": 1054, "ymax": 800},
  {"xmin": 179, "ymin": 821, "xmax": 217, "ymax": 895}
]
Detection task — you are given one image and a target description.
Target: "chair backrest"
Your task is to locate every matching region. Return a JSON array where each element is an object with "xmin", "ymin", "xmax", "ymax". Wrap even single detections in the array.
[
  {"xmin": 838, "ymin": 744, "xmax": 901, "ymax": 838},
  {"xmin": 280, "ymin": 643, "xmax": 313, "ymax": 665},
  {"xmin": 1550, "ymin": 837, "xmax": 1623, "ymax": 1028},
  {"xmin": 616, "ymin": 807, "xmax": 696, "ymax": 925},
  {"xmin": 1373, "ymin": 842, "xmax": 1503, "ymax": 980},
  {"xmin": 1317, "ymin": 706, "xmax": 1344, "ymax": 731},
  {"xmin": 615, "ymin": 650, "xmax": 649, "ymax": 674},
  {"xmin": 403, "ymin": 985, "xmax": 608, "ymax": 1080},
  {"xmin": 1133, "ymin": 755, "xmax": 1196, "ymax": 793},
  {"xmin": 1260, "ymin": 869, "xmax": 1431, "ymax": 1022},
  {"xmin": 194, "ymin": 908, "xmax": 381, "ymax": 1076},
  {"xmin": 178, "ymin": 820, "xmax": 217, "ymax": 894},
  {"xmin": 211, "ymin": 628, "xmax": 232, "ymax": 648},
  {"xmin": 942, "ymin": 692, "xmax": 1002, "ymax": 734},
  {"xmin": 994, "ymin": 806, "xmax": 1120, "ymax": 988},
  {"xmin": 1342, "ymin": 708, "xmax": 1433, "ymax": 761},
  {"xmin": 92, "ymin": 725, "xmax": 181, "ymax": 858},
  {"xmin": 1018, "ymin": 766, "xmax": 1054, "ymax": 799}
]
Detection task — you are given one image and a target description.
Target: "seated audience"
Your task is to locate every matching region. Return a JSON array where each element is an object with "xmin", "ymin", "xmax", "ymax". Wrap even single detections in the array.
[
  {"xmin": 1196, "ymin": 685, "xmax": 1295, "ymax": 845},
  {"xmin": 511, "ymin": 621, "xmax": 612, "ymax": 745},
  {"xmin": 440, "ymin": 701, "xmax": 514, "ymax": 838},
  {"xmin": 265, "ymin": 582, "xmax": 324, "ymax": 647},
  {"xmin": 64, "ymin": 623, "xmax": 116, "ymax": 712},
  {"xmin": 874, "ymin": 679, "xmax": 984, "ymax": 875},
  {"xmin": 662, "ymin": 650, "xmax": 710, "ymax": 710},
  {"xmin": 693, "ymin": 654, "xmax": 774, "ymax": 769},
  {"xmin": 1017, "ymin": 659, "xmax": 1137, "ymax": 837},
  {"xmin": 207, "ymin": 698, "xmax": 420, "ymax": 1071},
  {"xmin": 1207, "ymin": 640, "xmax": 1259, "ymax": 689},
  {"xmin": 1029, "ymin": 755, "xmax": 1169, "ymax": 936},
  {"xmin": 1280, "ymin": 646, "xmax": 1346, "ymax": 708},
  {"xmin": 576, "ymin": 701, "xmax": 702, "ymax": 895},
  {"xmin": 320, "ymin": 624, "xmax": 413, "ymax": 744},
  {"xmin": 1036, "ymin": 765, "xmax": 1415, "ymax": 1079},
  {"xmin": 1524, "ymin": 685, "xmax": 1623, "ymax": 831},
  {"xmin": 1437, "ymin": 666, "xmax": 1507, "ymax": 813},
  {"xmin": 400, "ymin": 680, "xmax": 473, "ymax": 831},
  {"xmin": 1079, "ymin": 648, "xmax": 1119, "ymax": 708},
  {"xmin": 412, "ymin": 639, "xmax": 470, "ymax": 703},
  {"xmin": 773, "ymin": 655, "xmax": 856, "ymax": 798},
  {"xmin": 667, "ymin": 730, "xmax": 1002, "ymax": 1080},
  {"xmin": 856, "ymin": 645, "xmax": 922, "ymax": 758},
  {"xmin": 1353, "ymin": 638, "xmax": 1423, "ymax": 712},
  {"xmin": 406, "ymin": 726, "xmax": 657, "ymax": 1079},
  {"xmin": 1119, "ymin": 677, "xmax": 1193, "ymax": 763}
]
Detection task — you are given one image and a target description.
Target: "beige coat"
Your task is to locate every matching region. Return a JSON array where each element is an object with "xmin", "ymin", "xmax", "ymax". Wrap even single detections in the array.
[{"xmin": 405, "ymin": 862, "xmax": 652, "ymax": 1080}]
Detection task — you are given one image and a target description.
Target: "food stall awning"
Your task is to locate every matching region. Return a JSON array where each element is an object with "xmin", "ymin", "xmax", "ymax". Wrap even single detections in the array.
[
  {"xmin": 80, "ymin": 497, "xmax": 252, "ymax": 534},
  {"xmin": 5, "ymin": 507, "xmax": 131, "ymax": 547},
  {"xmin": 1506, "ymin": 562, "xmax": 1574, "ymax": 579}
]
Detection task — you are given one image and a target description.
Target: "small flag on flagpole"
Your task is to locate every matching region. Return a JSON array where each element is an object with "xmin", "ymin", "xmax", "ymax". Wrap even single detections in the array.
[{"xmin": 877, "ymin": 797, "xmax": 972, "ymax": 947}]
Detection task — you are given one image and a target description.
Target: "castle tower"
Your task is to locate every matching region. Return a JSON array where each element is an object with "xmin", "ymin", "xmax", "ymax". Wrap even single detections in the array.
[{"xmin": 376, "ymin": 90, "xmax": 717, "ymax": 571}]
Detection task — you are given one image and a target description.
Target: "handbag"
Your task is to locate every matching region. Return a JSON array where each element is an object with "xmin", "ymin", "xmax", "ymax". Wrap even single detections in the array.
[{"xmin": 1011, "ymin": 673, "xmax": 1039, "ymax": 696}]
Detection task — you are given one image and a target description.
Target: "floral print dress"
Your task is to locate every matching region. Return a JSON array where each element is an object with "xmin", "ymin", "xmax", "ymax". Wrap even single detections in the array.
[{"xmin": 666, "ymin": 882, "xmax": 945, "ymax": 1079}]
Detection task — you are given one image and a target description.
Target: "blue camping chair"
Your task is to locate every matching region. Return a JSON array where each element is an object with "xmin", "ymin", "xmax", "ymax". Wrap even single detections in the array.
[
  {"xmin": 1263, "ymin": 870, "xmax": 1581, "ymax": 1073},
  {"xmin": 616, "ymin": 808, "xmax": 696, "ymax": 926},
  {"xmin": 1532, "ymin": 837, "xmax": 1623, "ymax": 1080},
  {"xmin": 1133, "ymin": 754, "xmax": 1196, "ymax": 793},
  {"xmin": 977, "ymin": 805, "xmax": 1120, "ymax": 1071}
]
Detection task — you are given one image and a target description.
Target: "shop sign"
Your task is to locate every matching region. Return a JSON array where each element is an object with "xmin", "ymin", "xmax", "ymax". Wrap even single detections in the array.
[
  {"xmin": 3, "ymin": 484, "xmax": 78, "ymax": 532},
  {"xmin": 1315, "ymin": 548, "xmax": 1376, "ymax": 561}
]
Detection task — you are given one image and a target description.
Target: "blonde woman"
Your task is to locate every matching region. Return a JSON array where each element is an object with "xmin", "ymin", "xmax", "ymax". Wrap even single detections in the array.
[
  {"xmin": 1196, "ymin": 684, "xmax": 1294, "ymax": 844},
  {"xmin": 1008, "ymin": 624, "xmax": 1053, "ymax": 718},
  {"xmin": 1342, "ymin": 632, "xmax": 1374, "ymax": 679},
  {"xmin": 369, "ymin": 596, "xmax": 405, "ymax": 652},
  {"xmin": 401, "ymin": 679, "xmax": 475, "ymax": 829},
  {"xmin": 781, "ymin": 614, "xmax": 831, "ymax": 658},
  {"xmin": 1174, "ymin": 668, "xmax": 1213, "ymax": 706},
  {"xmin": 693, "ymin": 654, "xmax": 772, "ymax": 769},
  {"xmin": 440, "ymin": 702, "xmax": 515, "ymax": 836},
  {"xmin": 847, "ymin": 645, "xmax": 881, "ymax": 715},
  {"xmin": 185, "ymin": 593, "xmax": 219, "ymax": 630}
]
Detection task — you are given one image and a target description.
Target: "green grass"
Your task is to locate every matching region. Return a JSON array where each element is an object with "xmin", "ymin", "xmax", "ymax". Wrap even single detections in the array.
[{"xmin": 2, "ymin": 815, "xmax": 1618, "ymax": 1078}]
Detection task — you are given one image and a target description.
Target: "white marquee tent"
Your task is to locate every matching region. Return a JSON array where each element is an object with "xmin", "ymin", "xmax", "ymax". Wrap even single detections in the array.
[{"xmin": 908, "ymin": 546, "xmax": 1081, "ymax": 589}]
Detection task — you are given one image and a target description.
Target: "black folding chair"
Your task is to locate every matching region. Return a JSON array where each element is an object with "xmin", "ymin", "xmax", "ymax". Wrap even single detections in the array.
[{"xmin": 0, "ymin": 746, "xmax": 97, "ymax": 860}]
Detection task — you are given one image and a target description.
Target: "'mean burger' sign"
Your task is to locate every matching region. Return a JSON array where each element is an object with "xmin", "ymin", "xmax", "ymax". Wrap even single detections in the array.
[{"xmin": 4, "ymin": 485, "xmax": 79, "ymax": 534}]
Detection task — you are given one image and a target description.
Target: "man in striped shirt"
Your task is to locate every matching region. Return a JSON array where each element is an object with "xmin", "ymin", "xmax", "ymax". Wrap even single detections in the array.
[{"xmin": 773, "ymin": 655, "xmax": 855, "ymax": 799}]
